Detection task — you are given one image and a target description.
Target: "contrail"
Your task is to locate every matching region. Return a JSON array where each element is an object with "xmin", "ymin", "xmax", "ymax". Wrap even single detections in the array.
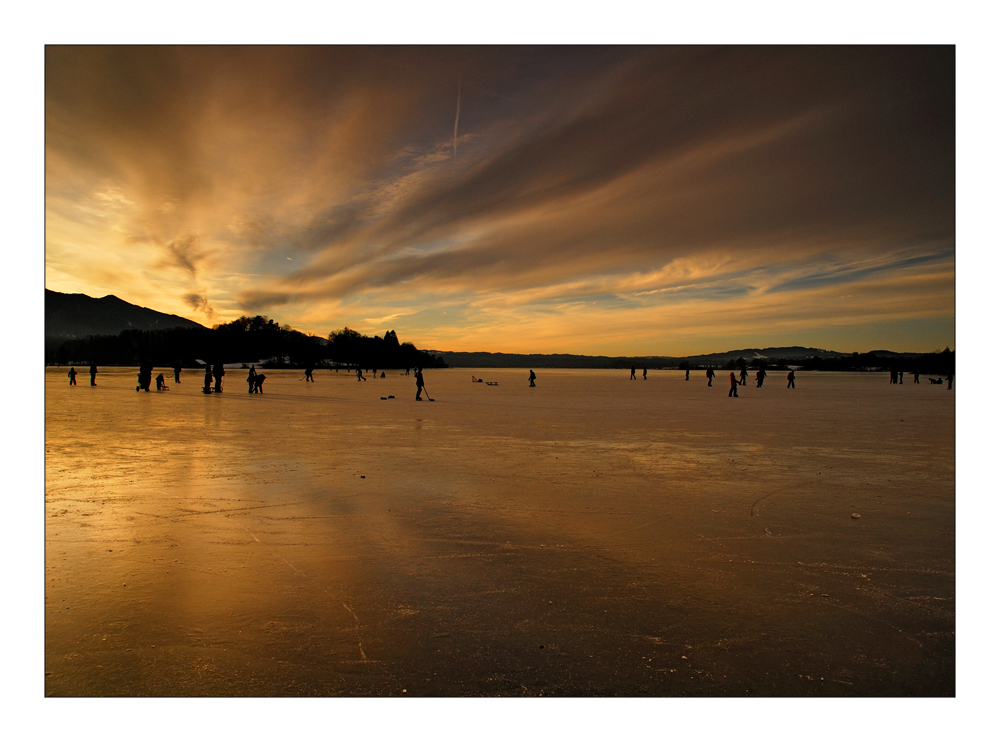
[{"xmin": 453, "ymin": 80, "xmax": 461, "ymax": 159}]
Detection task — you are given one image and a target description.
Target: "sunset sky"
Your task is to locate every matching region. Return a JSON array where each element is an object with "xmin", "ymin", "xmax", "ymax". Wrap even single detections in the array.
[{"xmin": 44, "ymin": 45, "xmax": 955, "ymax": 355}]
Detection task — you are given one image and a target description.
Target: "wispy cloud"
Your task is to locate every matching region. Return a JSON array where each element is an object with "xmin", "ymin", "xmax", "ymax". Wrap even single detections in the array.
[{"xmin": 44, "ymin": 46, "xmax": 954, "ymax": 352}]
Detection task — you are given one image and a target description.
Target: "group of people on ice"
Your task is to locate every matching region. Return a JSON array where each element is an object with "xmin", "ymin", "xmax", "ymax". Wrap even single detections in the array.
[{"xmin": 702, "ymin": 365, "xmax": 793, "ymax": 398}]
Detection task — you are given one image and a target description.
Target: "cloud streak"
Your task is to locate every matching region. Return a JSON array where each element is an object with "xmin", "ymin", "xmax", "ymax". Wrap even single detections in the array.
[{"xmin": 45, "ymin": 46, "xmax": 954, "ymax": 353}]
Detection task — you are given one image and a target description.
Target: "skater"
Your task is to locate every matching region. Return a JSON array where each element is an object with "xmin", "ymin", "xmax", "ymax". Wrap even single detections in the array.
[
  {"xmin": 380, "ymin": 371, "xmax": 385, "ymax": 378},
  {"xmin": 135, "ymin": 362, "xmax": 153, "ymax": 392},
  {"xmin": 67, "ymin": 367, "xmax": 77, "ymax": 386},
  {"xmin": 947, "ymin": 372, "xmax": 953, "ymax": 390},
  {"xmin": 890, "ymin": 369, "xmax": 897, "ymax": 384},
  {"xmin": 685, "ymin": 368, "xmax": 690, "ymax": 381},
  {"xmin": 247, "ymin": 365, "xmax": 258, "ymax": 394},
  {"xmin": 787, "ymin": 370, "xmax": 795, "ymax": 389},
  {"xmin": 643, "ymin": 367, "xmax": 647, "ymax": 380},
  {"xmin": 252, "ymin": 373, "xmax": 266, "ymax": 393},
  {"xmin": 174, "ymin": 362, "xmax": 182, "ymax": 384},
  {"xmin": 706, "ymin": 367, "xmax": 715, "ymax": 387},
  {"xmin": 89, "ymin": 363, "xmax": 98, "ymax": 386},
  {"xmin": 755, "ymin": 367, "xmax": 767, "ymax": 388},
  {"xmin": 913, "ymin": 372, "xmax": 920, "ymax": 384},
  {"xmin": 203, "ymin": 365, "xmax": 213, "ymax": 394},
  {"xmin": 372, "ymin": 368, "xmax": 377, "ymax": 379},
  {"xmin": 529, "ymin": 369, "xmax": 537, "ymax": 388},
  {"xmin": 356, "ymin": 367, "xmax": 366, "ymax": 381},
  {"xmin": 630, "ymin": 366, "xmax": 636, "ymax": 380},
  {"xmin": 415, "ymin": 368, "xmax": 426, "ymax": 400},
  {"xmin": 739, "ymin": 367, "xmax": 747, "ymax": 386},
  {"xmin": 155, "ymin": 373, "xmax": 167, "ymax": 391},
  {"xmin": 305, "ymin": 365, "xmax": 314, "ymax": 382},
  {"xmin": 213, "ymin": 363, "xmax": 225, "ymax": 393},
  {"xmin": 729, "ymin": 372, "xmax": 739, "ymax": 397}
]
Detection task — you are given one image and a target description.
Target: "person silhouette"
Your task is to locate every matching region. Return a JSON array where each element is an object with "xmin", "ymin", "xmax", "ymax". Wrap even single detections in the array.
[
  {"xmin": 137, "ymin": 362, "xmax": 153, "ymax": 392},
  {"xmin": 630, "ymin": 366, "xmax": 636, "ymax": 380},
  {"xmin": 729, "ymin": 372, "xmax": 739, "ymax": 397},
  {"xmin": 252, "ymin": 373, "xmax": 266, "ymax": 393},
  {"xmin": 372, "ymin": 368, "xmax": 377, "ymax": 379},
  {"xmin": 203, "ymin": 365, "xmax": 213, "ymax": 394},
  {"xmin": 913, "ymin": 373, "xmax": 920, "ymax": 384},
  {"xmin": 706, "ymin": 367, "xmax": 715, "ymax": 386},
  {"xmin": 89, "ymin": 364, "xmax": 98, "ymax": 386},
  {"xmin": 174, "ymin": 362, "xmax": 182, "ymax": 384},
  {"xmin": 380, "ymin": 371, "xmax": 385, "ymax": 378},
  {"xmin": 755, "ymin": 368, "xmax": 767, "ymax": 388},
  {"xmin": 685, "ymin": 368, "xmax": 690, "ymax": 381},
  {"xmin": 415, "ymin": 368, "xmax": 425, "ymax": 400},
  {"xmin": 247, "ymin": 365, "xmax": 258, "ymax": 394},
  {"xmin": 213, "ymin": 363, "xmax": 225, "ymax": 393},
  {"xmin": 739, "ymin": 367, "xmax": 747, "ymax": 386},
  {"xmin": 787, "ymin": 370, "xmax": 795, "ymax": 389},
  {"xmin": 67, "ymin": 367, "xmax": 77, "ymax": 386},
  {"xmin": 643, "ymin": 367, "xmax": 647, "ymax": 380},
  {"xmin": 356, "ymin": 367, "xmax": 366, "ymax": 381},
  {"xmin": 305, "ymin": 365, "xmax": 314, "ymax": 382},
  {"xmin": 529, "ymin": 369, "xmax": 537, "ymax": 387},
  {"xmin": 947, "ymin": 372, "xmax": 953, "ymax": 390},
  {"xmin": 155, "ymin": 373, "xmax": 167, "ymax": 391}
]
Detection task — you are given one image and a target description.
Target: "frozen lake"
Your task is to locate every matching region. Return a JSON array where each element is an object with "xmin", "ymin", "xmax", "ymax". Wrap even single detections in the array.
[{"xmin": 45, "ymin": 366, "xmax": 954, "ymax": 696}]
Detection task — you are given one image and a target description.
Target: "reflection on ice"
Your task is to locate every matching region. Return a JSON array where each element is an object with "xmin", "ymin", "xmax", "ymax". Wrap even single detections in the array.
[{"xmin": 46, "ymin": 367, "xmax": 954, "ymax": 696}]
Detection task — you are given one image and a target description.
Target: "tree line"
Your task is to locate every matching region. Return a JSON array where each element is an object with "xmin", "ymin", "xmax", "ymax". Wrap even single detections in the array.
[
  {"xmin": 702, "ymin": 349, "xmax": 955, "ymax": 374},
  {"xmin": 47, "ymin": 316, "xmax": 447, "ymax": 370}
]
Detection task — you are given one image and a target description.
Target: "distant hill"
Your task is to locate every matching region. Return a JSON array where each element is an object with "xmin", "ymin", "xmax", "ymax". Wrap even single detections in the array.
[
  {"xmin": 45, "ymin": 289, "xmax": 205, "ymax": 339},
  {"xmin": 430, "ymin": 346, "xmax": 853, "ymax": 369}
]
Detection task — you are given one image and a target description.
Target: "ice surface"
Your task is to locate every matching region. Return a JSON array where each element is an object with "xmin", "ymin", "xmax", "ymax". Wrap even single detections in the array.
[{"xmin": 45, "ymin": 367, "xmax": 955, "ymax": 696}]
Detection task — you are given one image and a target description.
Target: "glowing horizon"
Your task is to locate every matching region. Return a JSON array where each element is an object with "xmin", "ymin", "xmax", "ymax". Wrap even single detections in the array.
[{"xmin": 45, "ymin": 46, "xmax": 955, "ymax": 356}]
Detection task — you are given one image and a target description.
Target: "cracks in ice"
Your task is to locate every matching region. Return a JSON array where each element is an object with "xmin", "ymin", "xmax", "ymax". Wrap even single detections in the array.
[{"xmin": 239, "ymin": 516, "xmax": 369, "ymax": 663}]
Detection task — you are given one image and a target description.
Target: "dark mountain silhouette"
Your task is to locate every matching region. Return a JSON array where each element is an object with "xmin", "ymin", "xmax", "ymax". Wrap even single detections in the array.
[{"xmin": 45, "ymin": 289, "xmax": 205, "ymax": 339}]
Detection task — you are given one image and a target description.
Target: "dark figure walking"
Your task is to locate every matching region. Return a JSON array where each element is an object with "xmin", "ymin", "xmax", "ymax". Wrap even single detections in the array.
[
  {"xmin": 247, "ymin": 365, "xmax": 258, "ymax": 394},
  {"xmin": 137, "ymin": 362, "xmax": 153, "ymax": 392},
  {"xmin": 890, "ymin": 370, "xmax": 896, "ymax": 384},
  {"xmin": 685, "ymin": 368, "xmax": 690, "ymax": 381},
  {"xmin": 203, "ymin": 365, "xmax": 213, "ymax": 394},
  {"xmin": 787, "ymin": 370, "xmax": 795, "ymax": 389},
  {"xmin": 174, "ymin": 362, "xmax": 182, "ymax": 384},
  {"xmin": 305, "ymin": 365, "xmax": 314, "ymax": 382},
  {"xmin": 642, "ymin": 367, "xmax": 647, "ymax": 380},
  {"xmin": 529, "ymin": 369, "xmax": 537, "ymax": 387},
  {"xmin": 89, "ymin": 364, "xmax": 98, "ymax": 386},
  {"xmin": 706, "ymin": 367, "xmax": 715, "ymax": 387},
  {"xmin": 729, "ymin": 372, "xmax": 739, "ymax": 397},
  {"xmin": 756, "ymin": 368, "xmax": 767, "ymax": 388},
  {"xmin": 68, "ymin": 367, "xmax": 77, "ymax": 386},
  {"xmin": 372, "ymin": 368, "xmax": 377, "ymax": 379},
  {"xmin": 739, "ymin": 368, "xmax": 747, "ymax": 386},
  {"xmin": 630, "ymin": 366, "xmax": 636, "ymax": 380},
  {"xmin": 155, "ymin": 373, "xmax": 167, "ymax": 391},
  {"xmin": 947, "ymin": 372, "xmax": 953, "ymax": 390},
  {"xmin": 213, "ymin": 363, "xmax": 225, "ymax": 393},
  {"xmin": 913, "ymin": 373, "xmax": 920, "ymax": 384},
  {"xmin": 415, "ymin": 368, "xmax": 426, "ymax": 400},
  {"xmin": 252, "ymin": 374, "xmax": 266, "ymax": 393},
  {"xmin": 356, "ymin": 367, "xmax": 366, "ymax": 381}
]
